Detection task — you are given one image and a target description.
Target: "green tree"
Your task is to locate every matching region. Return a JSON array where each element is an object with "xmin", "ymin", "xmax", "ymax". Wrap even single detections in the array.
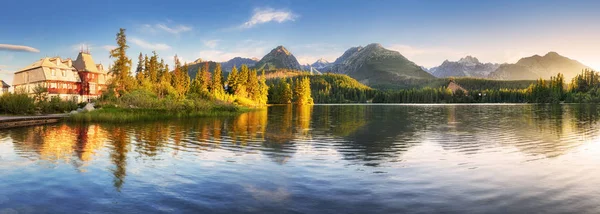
[
  {"xmin": 109, "ymin": 28, "xmax": 135, "ymax": 95},
  {"xmin": 171, "ymin": 56, "xmax": 190, "ymax": 98},
  {"xmin": 211, "ymin": 63, "xmax": 225, "ymax": 99},
  {"xmin": 257, "ymin": 70, "xmax": 269, "ymax": 105},
  {"xmin": 247, "ymin": 69, "xmax": 260, "ymax": 100},
  {"xmin": 226, "ymin": 66, "xmax": 239, "ymax": 94},
  {"xmin": 135, "ymin": 52, "xmax": 145, "ymax": 83}
]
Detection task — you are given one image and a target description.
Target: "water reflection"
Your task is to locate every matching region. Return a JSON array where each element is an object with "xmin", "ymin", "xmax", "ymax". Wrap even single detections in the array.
[{"xmin": 4, "ymin": 104, "xmax": 600, "ymax": 191}]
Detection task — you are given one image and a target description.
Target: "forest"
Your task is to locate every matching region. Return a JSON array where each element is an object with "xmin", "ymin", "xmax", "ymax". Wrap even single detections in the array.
[{"xmin": 82, "ymin": 28, "xmax": 600, "ymax": 110}]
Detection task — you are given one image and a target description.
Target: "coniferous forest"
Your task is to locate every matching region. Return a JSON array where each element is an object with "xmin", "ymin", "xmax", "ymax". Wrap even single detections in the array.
[{"xmin": 97, "ymin": 28, "xmax": 600, "ymax": 107}]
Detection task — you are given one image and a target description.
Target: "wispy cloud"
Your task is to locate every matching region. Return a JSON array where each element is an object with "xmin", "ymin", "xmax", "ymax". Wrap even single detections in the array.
[
  {"xmin": 142, "ymin": 23, "xmax": 192, "ymax": 35},
  {"xmin": 240, "ymin": 8, "xmax": 297, "ymax": 29},
  {"xmin": 130, "ymin": 38, "xmax": 171, "ymax": 50},
  {"xmin": 102, "ymin": 45, "xmax": 117, "ymax": 51},
  {"xmin": 203, "ymin": 40, "xmax": 220, "ymax": 48},
  {"xmin": 0, "ymin": 44, "xmax": 39, "ymax": 53}
]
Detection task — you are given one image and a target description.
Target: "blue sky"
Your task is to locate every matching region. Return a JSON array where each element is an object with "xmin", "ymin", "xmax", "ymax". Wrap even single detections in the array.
[{"xmin": 1, "ymin": 0, "xmax": 599, "ymax": 83}]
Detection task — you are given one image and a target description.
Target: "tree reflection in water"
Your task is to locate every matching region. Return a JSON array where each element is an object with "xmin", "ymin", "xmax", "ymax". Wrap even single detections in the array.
[{"xmin": 6, "ymin": 104, "xmax": 600, "ymax": 191}]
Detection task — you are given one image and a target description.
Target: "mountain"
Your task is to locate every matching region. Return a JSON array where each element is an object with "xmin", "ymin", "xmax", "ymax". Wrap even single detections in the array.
[
  {"xmin": 221, "ymin": 57, "xmax": 258, "ymax": 72},
  {"xmin": 488, "ymin": 52, "xmax": 590, "ymax": 80},
  {"xmin": 254, "ymin": 46, "xmax": 302, "ymax": 71},
  {"xmin": 311, "ymin": 58, "xmax": 331, "ymax": 69},
  {"xmin": 185, "ymin": 60, "xmax": 219, "ymax": 79},
  {"xmin": 429, "ymin": 56, "xmax": 500, "ymax": 78},
  {"xmin": 329, "ymin": 43, "xmax": 434, "ymax": 85}
]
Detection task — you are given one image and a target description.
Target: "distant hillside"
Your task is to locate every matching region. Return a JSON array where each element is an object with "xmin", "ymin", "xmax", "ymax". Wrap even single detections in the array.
[
  {"xmin": 371, "ymin": 77, "xmax": 536, "ymax": 91},
  {"xmin": 221, "ymin": 57, "xmax": 258, "ymax": 72},
  {"xmin": 254, "ymin": 46, "xmax": 302, "ymax": 71},
  {"xmin": 429, "ymin": 56, "xmax": 499, "ymax": 78},
  {"xmin": 267, "ymin": 72, "xmax": 374, "ymax": 103},
  {"xmin": 488, "ymin": 52, "xmax": 590, "ymax": 80},
  {"xmin": 185, "ymin": 60, "xmax": 219, "ymax": 79},
  {"xmin": 329, "ymin": 43, "xmax": 434, "ymax": 86}
]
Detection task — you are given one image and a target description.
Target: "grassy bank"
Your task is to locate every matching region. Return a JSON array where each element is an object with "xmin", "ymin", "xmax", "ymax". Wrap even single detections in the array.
[
  {"xmin": 67, "ymin": 105, "xmax": 251, "ymax": 123},
  {"xmin": 67, "ymin": 89, "xmax": 258, "ymax": 123}
]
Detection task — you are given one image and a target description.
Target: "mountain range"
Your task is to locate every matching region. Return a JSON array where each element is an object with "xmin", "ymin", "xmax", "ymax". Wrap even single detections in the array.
[
  {"xmin": 487, "ymin": 52, "xmax": 589, "ymax": 80},
  {"xmin": 253, "ymin": 46, "xmax": 302, "ymax": 71},
  {"xmin": 191, "ymin": 44, "xmax": 592, "ymax": 86},
  {"xmin": 429, "ymin": 56, "xmax": 500, "ymax": 78},
  {"xmin": 328, "ymin": 43, "xmax": 434, "ymax": 85}
]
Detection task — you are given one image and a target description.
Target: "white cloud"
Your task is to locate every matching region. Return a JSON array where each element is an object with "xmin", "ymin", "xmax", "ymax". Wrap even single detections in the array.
[
  {"xmin": 0, "ymin": 44, "xmax": 39, "ymax": 53},
  {"xmin": 203, "ymin": 40, "xmax": 220, "ymax": 48},
  {"xmin": 142, "ymin": 23, "xmax": 192, "ymax": 35},
  {"xmin": 241, "ymin": 8, "xmax": 297, "ymax": 29},
  {"xmin": 156, "ymin": 24, "xmax": 192, "ymax": 34},
  {"xmin": 102, "ymin": 45, "xmax": 117, "ymax": 51},
  {"xmin": 130, "ymin": 38, "xmax": 171, "ymax": 51}
]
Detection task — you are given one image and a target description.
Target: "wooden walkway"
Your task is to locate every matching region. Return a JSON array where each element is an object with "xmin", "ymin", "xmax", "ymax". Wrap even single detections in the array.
[{"xmin": 0, "ymin": 114, "xmax": 69, "ymax": 129}]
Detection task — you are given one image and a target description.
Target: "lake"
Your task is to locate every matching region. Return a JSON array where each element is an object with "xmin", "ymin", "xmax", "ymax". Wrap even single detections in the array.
[{"xmin": 1, "ymin": 104, "xmax": 600, "ymax": 213}]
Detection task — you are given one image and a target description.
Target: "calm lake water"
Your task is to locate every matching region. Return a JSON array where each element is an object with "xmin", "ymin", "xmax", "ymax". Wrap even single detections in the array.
[{"xmin": 1, "ymin": 104, "xmax": 600, "ymax": 213}]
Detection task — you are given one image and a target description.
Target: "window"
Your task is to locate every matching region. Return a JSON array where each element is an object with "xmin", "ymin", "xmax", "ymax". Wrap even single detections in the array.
[
  {"xmin": 50, "ymin": 83, "xmax": 57, "ymax": 88},
  {"xmin": 90, "ymin": 84, "xmax": 96, "ymax": 92},
  {"xmin": 51, "ymin": 69, "xmax": 56, "ymax": 76},
  {"xmin": 62, "ymin": 70, "xmax": 66, "ymax": 77}
]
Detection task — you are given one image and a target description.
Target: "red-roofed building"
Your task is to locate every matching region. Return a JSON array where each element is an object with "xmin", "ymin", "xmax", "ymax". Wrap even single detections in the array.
[{"xmin": 12, "ymin": 51, "xmax": 110, "ymax": 102}]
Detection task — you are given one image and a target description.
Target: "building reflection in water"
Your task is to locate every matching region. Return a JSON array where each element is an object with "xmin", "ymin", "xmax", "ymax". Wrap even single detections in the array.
[{"xmin": 7, "ymin": 104, "xmax": 600, "ymax": 191}]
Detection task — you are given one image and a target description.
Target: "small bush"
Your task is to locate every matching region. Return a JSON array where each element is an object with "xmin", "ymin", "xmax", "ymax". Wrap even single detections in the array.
[{"xmin": 0, "ymin": 93, "xmax": 36, "ymax": 115}]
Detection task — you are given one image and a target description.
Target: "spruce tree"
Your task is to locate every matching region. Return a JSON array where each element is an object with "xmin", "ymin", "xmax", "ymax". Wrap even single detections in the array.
[
  {"xmin": 171, "ymin": 56, "xmax": 190, "ymax": 98},
  {"xmin": 257, "ymin": 70, "xmax": 269, "ymax": 105},
  {"xmin": 226, "ymin": 66, "xmax": 239, "ymax": 94},
  {"xmin": 247, "ymin": 69, "xmax": 259, "ymax": 100},
  {"xmin": 135, "ymin": 52, "xmax": 145, "ymax": 83},
  {"xmin": 109, "ymin": 28, "xmax": 134, "ymax": 95},
  {"xmin": 212, "ymin": 63, "xmax": 225, "ymax": 99}
]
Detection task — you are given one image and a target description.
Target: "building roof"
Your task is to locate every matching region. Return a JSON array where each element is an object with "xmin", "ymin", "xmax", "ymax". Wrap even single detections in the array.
[
  {"xmin": 73, "ymin": 52, "xmax": 106, "ymax": 74},
  {"xmin": 15, "ymin": 57, "xmax": 73, "ymax": 73},
  {"xmin": 448, "ymin": 81, "xmax": 468, "ymax": 93},
  {"xmin": 13, "ymin": 57, "xmax": 81, "ymax": 85},
  {"xmin": 0, "ymin": 80, "xmax": 10, "ymax": 88}
]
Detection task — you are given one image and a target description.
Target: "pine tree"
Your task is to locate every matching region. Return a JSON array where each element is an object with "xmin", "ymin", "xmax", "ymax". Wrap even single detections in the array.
[
  {"xmin": 247, "ymin": 69, "xmax": 259, "ymax": 100},
  {"xmin": 171, "ymin": 55, "xmax": 190, "ymax": 98},
  {"xmin": 281, "ymin": 79, "xmax": 293, "ymax": 104},
  {"xmin": 257, "ymin": 70, "xmax": 269, "ymax": 105},
  {"xmin": 143, "ymin": 54, "xmax": 150, "ymax": 79},
  {"xmin": 145, "ymin": 51, "xmax": 159, "ymax": 84},
  {"xmin": 212, "ymin": 63, "xmax": 225, "ymax": 99},
  {"xmin": 135, "ymin": 52, "xmax": 145, "ymax": 83},
  {"xmin": 201, "ymin": 62, "xmax": 211, "ymax": 91},
  {"xmin": 235, "ymin": 64, "xmax": 249, "ymax": 97},
  {"xmin": 226, "ymin": 66, "xmax": 239, "ymax": 94},
  {"xmin": 158, "ymin": 64, "xmax": 173, "ymax": 98},
  {"xmin": 109, "ymin": 28, "xmax": 134, "ymax": 95}
]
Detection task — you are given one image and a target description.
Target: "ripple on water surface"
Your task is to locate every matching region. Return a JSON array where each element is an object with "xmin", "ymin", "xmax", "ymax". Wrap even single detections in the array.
[{"xmin": 1, "ymin": 104, "xmax": 600, "ymax": 213}]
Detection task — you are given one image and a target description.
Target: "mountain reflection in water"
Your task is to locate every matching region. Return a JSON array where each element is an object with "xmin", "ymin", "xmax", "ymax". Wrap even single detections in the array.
[{"xmin": 2, "ymin": 104, "xmax": 600, "ymax": 213}]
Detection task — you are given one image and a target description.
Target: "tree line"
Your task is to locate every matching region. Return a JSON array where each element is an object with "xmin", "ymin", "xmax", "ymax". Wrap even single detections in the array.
[{"xmin": 106, "ymin": 28, "xmax": 270, "ymax": 107}]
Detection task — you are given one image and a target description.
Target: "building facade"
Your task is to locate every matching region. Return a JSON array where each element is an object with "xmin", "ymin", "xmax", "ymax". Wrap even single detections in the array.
[{"xmin": 12, "ymin": 51, "xmax": 110, "ymax": 103}]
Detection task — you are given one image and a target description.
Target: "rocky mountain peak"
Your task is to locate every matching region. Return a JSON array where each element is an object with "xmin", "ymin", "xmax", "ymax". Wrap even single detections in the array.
[
  {"xmin": 271, "ymin": 45, "xmax": 292, "ymax": 56},
  {"xmin": 458, "ymin": 56, "xmax": 479, "ymax": 64},
  {"xmin": 544, "ymin": 51, "xmax": 561, "ymax": 58}
]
